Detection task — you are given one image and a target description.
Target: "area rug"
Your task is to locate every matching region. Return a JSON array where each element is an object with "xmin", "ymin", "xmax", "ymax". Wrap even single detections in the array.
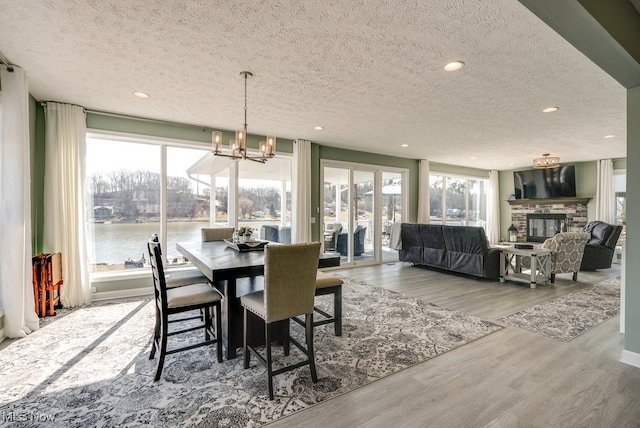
[
  {"xmin": 0, "ymin": 276, "xmax": 502, "ymax": 427},
  {"xmin": 497, "ymin": 277, "xmax": 620, "ymax": 342}
]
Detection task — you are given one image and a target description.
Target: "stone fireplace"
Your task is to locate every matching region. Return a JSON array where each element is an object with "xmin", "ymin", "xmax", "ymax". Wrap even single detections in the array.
[{"xmin": 507, "ymin": 197, "xmax": 590, "ymax": 243}]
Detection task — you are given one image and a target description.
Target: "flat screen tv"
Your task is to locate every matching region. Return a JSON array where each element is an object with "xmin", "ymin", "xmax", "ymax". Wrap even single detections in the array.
[{"xmin": 513, "ymin": 165, "xmax": 576, "ymax": 199}]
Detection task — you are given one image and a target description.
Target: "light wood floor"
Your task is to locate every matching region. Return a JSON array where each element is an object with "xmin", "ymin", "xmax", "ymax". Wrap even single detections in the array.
[{"xmin": 270, "ymin": 262, "xmax": 640, "ymax": 428}]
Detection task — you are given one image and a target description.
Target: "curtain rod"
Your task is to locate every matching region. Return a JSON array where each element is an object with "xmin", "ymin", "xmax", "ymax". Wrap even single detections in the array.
[
  {"xmin": 85, "ymin": 108, "xmax": 212, "ymax": 133},
  {"xmin": 0, "ymin": 51, "xmax": 14, "ymax": 72}
]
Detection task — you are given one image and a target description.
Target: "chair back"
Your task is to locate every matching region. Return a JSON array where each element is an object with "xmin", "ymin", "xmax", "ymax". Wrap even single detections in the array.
[
  {"xmin": 263, "ymin": 242, "xmax": 321, "ymax": 323},
  {"xmin": 147, "ymin": 238, "xmax": 169, "ymax": 312},
  {"xmin": 542, "ymin": 231, "xmax": 590, "ymax": 274},
  {"xmin": 201, "ymin": 227, "xmax": 235, "ymax": 242}
]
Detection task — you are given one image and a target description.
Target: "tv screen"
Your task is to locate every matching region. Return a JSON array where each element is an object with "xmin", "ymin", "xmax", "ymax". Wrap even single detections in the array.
[{"xmin": 513, "ymin": 165, "xmax": 576, "ymax": 199}]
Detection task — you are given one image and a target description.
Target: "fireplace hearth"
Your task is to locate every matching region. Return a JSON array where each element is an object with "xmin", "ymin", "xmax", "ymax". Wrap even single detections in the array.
[{"xmin": 526, "ymin": 213, "xmax": 567, "ymax": 242}]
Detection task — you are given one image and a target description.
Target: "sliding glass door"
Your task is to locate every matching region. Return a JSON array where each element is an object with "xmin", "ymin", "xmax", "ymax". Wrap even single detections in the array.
[{"xmin": 322, "ymin": 161, "xmax": 407, "ymax": 266}]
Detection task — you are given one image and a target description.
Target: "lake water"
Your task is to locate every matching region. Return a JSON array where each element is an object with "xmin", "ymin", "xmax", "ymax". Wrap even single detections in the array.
[{"xmin": 90, "ymin": 221, "xmax": 208, "ymax": 266}]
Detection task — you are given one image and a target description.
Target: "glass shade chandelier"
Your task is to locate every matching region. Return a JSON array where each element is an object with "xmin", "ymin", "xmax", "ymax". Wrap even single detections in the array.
[
  {"xmin": 533, "ymin": 153, "xmax": 560, "ymax": 169},
  {"xmin": 212, "ymin": 71, "xmax": 276, "ymax": 164}
]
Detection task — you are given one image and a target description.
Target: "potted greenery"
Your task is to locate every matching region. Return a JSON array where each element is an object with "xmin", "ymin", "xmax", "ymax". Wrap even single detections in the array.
[{"xmin": 237, "ymin": 226, "xmax": 254, "ymax": 243}]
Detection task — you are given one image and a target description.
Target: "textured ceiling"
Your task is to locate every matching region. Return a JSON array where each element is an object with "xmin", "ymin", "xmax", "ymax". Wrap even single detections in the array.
[{"xmin": 0, "ymin": 0, "xmax": 627, "ymax": 170}]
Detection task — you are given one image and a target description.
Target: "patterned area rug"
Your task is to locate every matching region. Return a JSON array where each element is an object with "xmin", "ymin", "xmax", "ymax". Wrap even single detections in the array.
[
  {"xmin": 0, "ymin": 276, "xmax": 502, "ymax": 427},
  {"xmin": 497, "ymin": 277, "xmax": 620, "ymax": 342}
]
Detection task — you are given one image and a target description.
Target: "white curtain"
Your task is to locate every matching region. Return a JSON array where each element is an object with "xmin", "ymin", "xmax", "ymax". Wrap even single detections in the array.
[
  {"xmin": 595, "ymin": 159, "xmax": 615, "ymax": 223},
  {"xmin": 417, "ymin": 159, "xmax": 430, "ymax": 223},
  {"xmin": 292, "ymin": 139, "xmax": 312, "ymax": 243},
  {"xmin": 0, "ymin": 66, "xmax": 40, "ymax": 338},
  {"xmin": 486, "ymin": 170, "xmax": 501, "ymax": 244},
  {"xmin": 43, "ymin": 102, "xmax": 91, "ymax": 308}
]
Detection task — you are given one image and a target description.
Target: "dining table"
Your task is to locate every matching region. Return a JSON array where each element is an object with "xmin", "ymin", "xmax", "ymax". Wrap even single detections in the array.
[{"xmin": 176, "ymin": 240, "xmax": 341, "ymax": 359}]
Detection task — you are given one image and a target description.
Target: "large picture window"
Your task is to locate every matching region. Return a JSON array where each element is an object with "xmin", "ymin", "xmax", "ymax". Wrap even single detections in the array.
[
  {"xmin": 87, "ymin": 135, "xmax": 210, "ymax": 273},
  {"xmin": 429, "ymin": 173, "xmax": 488, "ymax": 228},
  {"xmin": 87, "ymin": 132, "xmax": 291, "ymax": 275}
]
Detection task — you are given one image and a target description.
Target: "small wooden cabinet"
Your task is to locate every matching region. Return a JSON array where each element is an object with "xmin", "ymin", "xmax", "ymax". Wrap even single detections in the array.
[{"xmin": 32, "ymin": 253, "xmax": 63, "ymax": 317}]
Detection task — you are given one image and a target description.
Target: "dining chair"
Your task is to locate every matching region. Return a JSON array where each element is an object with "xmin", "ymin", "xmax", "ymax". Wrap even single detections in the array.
[
  {"xmin": 293, "ymin": 271, "xmax": 343, "ymax": 336},
  {"xmin": 150, "ymin": 234, "xmax": 208, "ymax": 288},
  {"xmin": 240, "ymin": 242, "xmax": 321, "ymax": 400},
  {"xmin": 148, "ymin": 238, "xmax": 223, "ymax": 381},
  {"xmin": 201, "ymin": 227, "xmax": 235, "ymax": 242}
]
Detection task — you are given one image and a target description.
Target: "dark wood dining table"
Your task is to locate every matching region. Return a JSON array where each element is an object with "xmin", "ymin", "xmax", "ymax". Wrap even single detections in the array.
[{"xmin": 176, "ymin": 240, "xmax": 340, "ymax": 359}]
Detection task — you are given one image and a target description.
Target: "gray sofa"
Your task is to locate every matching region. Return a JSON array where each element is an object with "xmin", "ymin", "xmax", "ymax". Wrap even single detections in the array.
[{"xmin": 399, "ymin": 223, "xmax": 500, "ymax": 279}]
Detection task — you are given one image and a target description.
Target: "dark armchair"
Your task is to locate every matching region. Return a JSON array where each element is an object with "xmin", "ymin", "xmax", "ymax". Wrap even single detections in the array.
[
  {"xmin": 336, "ymin": 226, "xmax": 367, "ymax": 256},
  {"xmin": 580, "ymin": 221, "xmax": 623, "ymax": 271}
]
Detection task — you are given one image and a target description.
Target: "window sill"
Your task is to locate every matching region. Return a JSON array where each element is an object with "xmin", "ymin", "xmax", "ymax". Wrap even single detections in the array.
[{"xmin": 90, "ymin": 266, "xmax": 200, "ymax": 283}]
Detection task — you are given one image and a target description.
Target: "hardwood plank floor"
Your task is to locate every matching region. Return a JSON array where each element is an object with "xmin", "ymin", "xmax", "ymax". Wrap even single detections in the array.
[{"xmin": 270, "ymin": 262, "xmax": 640, "ymax": 428}]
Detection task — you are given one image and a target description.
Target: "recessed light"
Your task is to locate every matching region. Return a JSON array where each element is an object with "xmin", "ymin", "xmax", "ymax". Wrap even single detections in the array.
[
  {"xmin": 604, "ymin": 134, "xmax": 616, "ymax": 139},
  {"xmin": 133, "ymin": 91, "xmax": 150, "ymax": 99},
  {"xmin": 313, "ymin": 126, "xmax": 324, "ymax": 131},
  {"xmin": 542, "ymin": 106, "xmax": 559, "ymax": 113},
  {"xmin": 400, "ymin": 144, "xmax": 409, "ymax": 148},
  {"xmin": 470, "ymin": 156, "xmax": 478, "ymax": 160},
  {"xmin": 444, "ymin": 61, "xmax": 465, "ymax": 71}
]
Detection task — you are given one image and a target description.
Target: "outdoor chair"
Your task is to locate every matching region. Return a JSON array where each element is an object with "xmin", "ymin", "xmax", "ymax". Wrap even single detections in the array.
[
  {"xmin": 240, "ymin": 242, "xmax": 321, "ymax": 400},
  {"xmin": 148, "ymin": 238, "xmax": 223, "ymax": 381}
]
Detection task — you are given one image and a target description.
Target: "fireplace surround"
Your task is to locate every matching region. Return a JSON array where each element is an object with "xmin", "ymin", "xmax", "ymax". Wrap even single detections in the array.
[{"xmin": 507, "ymin": 197, "xmax": 589, "ymax": 243}]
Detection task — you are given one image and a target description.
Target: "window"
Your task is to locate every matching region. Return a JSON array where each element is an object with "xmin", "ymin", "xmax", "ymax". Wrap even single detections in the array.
[
  {"xmin": 429, "ymin": 173, "xmax": 488, "ymax": 228},
  {"xmin": 87, "ymin": 136, "xmax": 211, "ymax": 273},
  {"xmin": 614, "ymin": 170, "xmax": 626, "ymax": 225}
]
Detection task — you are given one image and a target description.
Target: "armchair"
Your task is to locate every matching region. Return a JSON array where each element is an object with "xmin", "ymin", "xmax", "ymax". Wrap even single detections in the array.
[
  {"xmin": 323, "ymin": 222, "xmax": 343, "ymax": 250},
  {"xmin": 540, "ymin": 231, "xmax": 590, "ymax": 283},
  {"xmin": 580, "ymin": 221, "xmax": 623, "ymax": 271},
  {"xmin": 336, "ymin": 226, "xmax": 367, "ymax": 256}
]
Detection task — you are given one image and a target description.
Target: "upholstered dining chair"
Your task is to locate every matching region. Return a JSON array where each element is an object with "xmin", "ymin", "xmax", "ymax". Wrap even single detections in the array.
[
  {"xmin": 240, "ymin": 242, "xmax": 322, "ymax": 400},
  {"xmin": 201, "ymin": 227, "xmax": 235, "ymax": 242},
  {"xmin": 148, "ymin": 238, "xmax": 223, "ymax": 381},
  {"xmin": 540, "ymin": 231, "xmax": 591, "ymax": 283},
  {"xmin": 293, "ymin": 271, "xmax": 343, "ymax": 336}
]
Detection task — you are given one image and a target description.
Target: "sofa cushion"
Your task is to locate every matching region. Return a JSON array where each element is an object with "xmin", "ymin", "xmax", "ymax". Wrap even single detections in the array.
[{"xmin": 420, "ymin": 224, "xmax": 446, "ymax": 266}]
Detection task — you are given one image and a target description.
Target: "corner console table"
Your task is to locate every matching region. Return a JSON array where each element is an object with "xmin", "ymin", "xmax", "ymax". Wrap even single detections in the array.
[{"xmin": 497, "ymin": 246, "xmax": 552, "ymax": 289}]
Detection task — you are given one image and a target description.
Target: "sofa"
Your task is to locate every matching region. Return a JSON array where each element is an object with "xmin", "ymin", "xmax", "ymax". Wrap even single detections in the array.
[
  {"xmin": 399, "ymin": 223, "xmax": 500, "ymax": 279},
  {"xmin": 580, "ymin": 221, "xmax": 623, "ymax": 271},
  {"xmin": 259, "ymin": 225, "xmax": 291, "ymax": 244}
]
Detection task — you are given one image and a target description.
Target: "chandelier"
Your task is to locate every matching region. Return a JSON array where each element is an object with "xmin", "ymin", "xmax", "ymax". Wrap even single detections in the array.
[
  {"xmin": 212, "ymin": 71, "xmax": 276, "ymax": 163},
  {"xmin": 533, "ymin": 153, "xmax": 560, "ymax": 169}
]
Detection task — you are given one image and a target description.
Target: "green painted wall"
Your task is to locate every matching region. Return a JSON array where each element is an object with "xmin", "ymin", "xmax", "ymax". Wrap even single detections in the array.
[
  {"xmin": 30, "ymin": 98, "xmax": 45, "ymax": 254},
  {"xmin": 625, "ymin": 86, "xmax": 640, "ymax": 353}
]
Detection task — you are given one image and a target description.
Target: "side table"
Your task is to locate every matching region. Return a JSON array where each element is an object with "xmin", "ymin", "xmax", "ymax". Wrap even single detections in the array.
[{"xmin": 498, "ymin": 246, "xmax": 552, "ymax": 289}]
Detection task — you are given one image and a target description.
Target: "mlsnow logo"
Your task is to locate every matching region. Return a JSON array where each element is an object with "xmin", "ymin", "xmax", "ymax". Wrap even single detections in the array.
[{"xmin": 1, "ymin": 411, "xmax": 56, "ymax": 422}]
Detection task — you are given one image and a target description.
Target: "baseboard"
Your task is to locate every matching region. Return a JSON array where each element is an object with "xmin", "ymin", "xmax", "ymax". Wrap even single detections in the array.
[
  {"xmin": 92, "ymin": 287, "xmax": 153, "ymax": 302},
  {"xmin": 620, "ymin": 349, "xmax": 640, "ymax": 368}
]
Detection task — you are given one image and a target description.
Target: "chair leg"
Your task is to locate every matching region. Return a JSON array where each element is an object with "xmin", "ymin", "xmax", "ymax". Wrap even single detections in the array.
[
  {"xmin": 215, "ymin": 303, "xmax": 223, "ymax": 363},
  {"xmin": 204, "ymin": 306, "xmax": 212, "ymax": 341},
  {"xmin": 154, "ymin": 321, "xmax": 168, "ymax": 381},
  {"xmin": 572, "ymin": 272, "xmax": 578, "ymax": 281},
  {"xmin": 266, "ymin": 323, "xmax": 274, "ymax": 400},
  {"xmin": 243, "ymin": 308, "xmax": 250, "ymax": 369},
  {"xmin": 334, "ymin": 288, "xmax": 342, "ymax": 336},
  {"xmin": 550, "ymin": 273, "xmax": 556, "ymax": 284},
  {"xmin": 306, "ymin": 313, "xmax": 318, "ymax": 383},
  {"xmin": 149, "ymin": 304, "xmax": 161, "ymax": 360}
]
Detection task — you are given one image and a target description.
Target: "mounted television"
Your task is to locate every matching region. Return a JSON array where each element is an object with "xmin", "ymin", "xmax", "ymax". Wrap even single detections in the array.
[{"xmin": 513, "ymin": 165, "xmax": 576, "ymax": 199}]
